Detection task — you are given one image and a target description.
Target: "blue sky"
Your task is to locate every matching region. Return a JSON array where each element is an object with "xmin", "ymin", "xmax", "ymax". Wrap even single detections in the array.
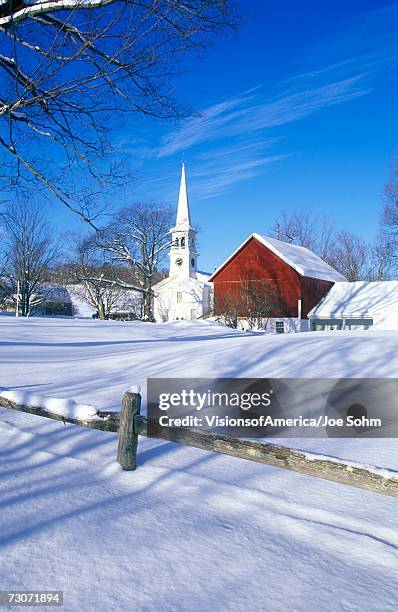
[{"xmin": 60, "ymin": 0, "xmax": 398, "ymax": 272}]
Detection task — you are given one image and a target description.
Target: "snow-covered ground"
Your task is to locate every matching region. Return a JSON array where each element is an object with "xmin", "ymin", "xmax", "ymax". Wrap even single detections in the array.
[{"xmin": 1, "ymin": 317, "xmax": 398, "ymax": 611}]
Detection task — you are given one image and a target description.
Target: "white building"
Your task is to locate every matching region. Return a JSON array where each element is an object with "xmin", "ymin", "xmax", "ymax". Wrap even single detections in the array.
[
  {"xmin": 153, "ymin": 163, "xmax": 212, "ymax": 322},
  {"xmin": 308, "ymin": 281, "xmax": 398, "ymax": 331}
]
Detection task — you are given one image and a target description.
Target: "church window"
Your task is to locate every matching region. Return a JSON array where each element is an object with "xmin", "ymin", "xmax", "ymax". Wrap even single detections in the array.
[
  {"xmin": 191, "ymin": 258, "xmax": 195, "ymax": 268},
  {"xmin": 181, "ymin": 237, "xmax": 185, "ymax": 247},
  {"xmin": 177, "ymin": 292, "xmax": 182, "ymax": 303},
  {"xmin": 174, "ymin": 238, "xmax": 179, "ymax": 247}
]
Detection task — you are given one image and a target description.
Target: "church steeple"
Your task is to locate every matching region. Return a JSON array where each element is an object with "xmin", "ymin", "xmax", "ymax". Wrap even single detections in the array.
[
  {"xmin": 169, "ymin": 162, "xmax": 198, "ymax": 279},
  {"xmin": 175, "ymin": 162, "xmax": 192, "ymax": 229}
]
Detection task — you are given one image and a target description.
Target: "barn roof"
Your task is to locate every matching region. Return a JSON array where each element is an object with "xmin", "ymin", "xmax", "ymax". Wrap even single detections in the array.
[
  {"xmin": 209, "ymin": 233, "xmax": 346, "ymax": 282},
  {"xmin": 308, "ymin": 281, "xmax": 398, "ymax": 318}
]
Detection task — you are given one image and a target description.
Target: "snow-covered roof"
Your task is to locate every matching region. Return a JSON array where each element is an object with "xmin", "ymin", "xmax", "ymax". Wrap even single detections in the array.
[
  {"xmin": 209, "ymin": 233, "xmax": 346, "ymax": 282},
  {"xmin": 153, "ymin": 271, "xmax": 211, "ymax": 290},
  {"xmin": 308, "ymin": 281, "xmax": 398, "ymax": 318},
  {"xmin": 196, "ymin": 270, "xmax": 212, "ymax": 283},
  {"xmin": 39, "ymin": 284, "xmax": 71, "ymax": 302}
]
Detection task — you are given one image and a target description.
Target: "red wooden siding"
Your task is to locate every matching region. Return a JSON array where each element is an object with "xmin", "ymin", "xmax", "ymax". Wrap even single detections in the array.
[
  {"xmin": 301, "ymin": 277, "xmax": 334, "ymax": 317},
  {"xmin": 212, "ymin": 236, "xmax": 334, "ymax": 318}
]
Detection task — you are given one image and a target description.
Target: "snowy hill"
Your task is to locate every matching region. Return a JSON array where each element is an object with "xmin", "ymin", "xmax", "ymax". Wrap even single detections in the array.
[{"xmin": 1, "ymin": 317, "xmax": 398, "ymax": 610}]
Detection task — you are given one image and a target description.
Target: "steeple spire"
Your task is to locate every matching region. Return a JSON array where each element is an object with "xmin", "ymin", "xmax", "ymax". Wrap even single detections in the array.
[
  {"xmin": 175, "ymin": 161, "xmax": 192, "ymax": 229},
  {"xmin": 169, "ymin": 161, "xmax": 198, "ymax": 279}
]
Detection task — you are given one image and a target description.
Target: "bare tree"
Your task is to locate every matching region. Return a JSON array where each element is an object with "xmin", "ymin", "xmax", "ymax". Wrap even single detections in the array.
[
  {"xmin": 379, "ymin": 153, "xmax": 398, "ymax": 277},
  {"xmin": 328, "ymin": 230, "xmax": 370, "ymax": 282},
  {"xmin": 272, "ymin": 209, "xmax": 335, "ymax": 261},
  {"xmin": 63, "ymin": 236, "xmax": 140, "ymax": 319},
  {"xmin": 272, "ymin": 209, "xmax": 390, "ymax": 281},
  {"xmin": 368, "ymin": 231, "xmax": 397, "ymax": 281},
  {"xmin": 97, "ymin": 202, "xmax": 173, "ymax": 320},
  {"xmin": 0, "ymin": 277, "xmax": 11, "ymax": 309},
  {"xmin": 238, "ymin": 279, "xmax": 288, "ymax": 330},
  {"xmin": 0, "ymin": 1, "xmax": 240, "ymax": 224},
  {"xmin": 213, "ymin": 291, "xmax": 239, "ymax": 328},
  {"xmin": 383, "ymin": 154, "xmax": 398, "ymax": 230},
  {"xmin": 214, "ymin": 278, "xmax": 288, "ymax": 330},
  {"xmin": 0, "ymin": 200, "xmax": 57, "ymax": 315}
]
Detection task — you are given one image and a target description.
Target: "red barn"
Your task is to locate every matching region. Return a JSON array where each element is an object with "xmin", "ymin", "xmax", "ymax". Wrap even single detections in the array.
[{"xmin": 209, "ymin": 234, "xmax": 346, "ymax": 326}]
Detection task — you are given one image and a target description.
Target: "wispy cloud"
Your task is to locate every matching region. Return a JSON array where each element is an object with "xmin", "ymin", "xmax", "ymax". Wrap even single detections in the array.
[
  {"xmin": 138, "ymin": 3, "xmax": 398, "ymax": 201},
  {"xmin": 187, "ymin": 153, "xmax": 290, "ymax": 200},
  {"xmin": 137, "ymin": 143, "xmax": 289, "ymax": 201},
  {"xmin": 157, "ymin": 92, "xmax": 256, "ymax": 158},
  {"xmin": 157, "ymin": 74, "xmax": 370, "ymax": 159}
]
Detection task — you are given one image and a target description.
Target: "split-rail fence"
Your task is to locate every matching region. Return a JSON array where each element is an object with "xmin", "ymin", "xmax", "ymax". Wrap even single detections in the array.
[{"xmin": 1, "ymin": 390, "xmax": 397, "ymax": 499}]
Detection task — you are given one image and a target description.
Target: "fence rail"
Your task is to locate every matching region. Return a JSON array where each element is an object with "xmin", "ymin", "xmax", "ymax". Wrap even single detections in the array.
[
  {"xmin": 0, "ymin": 395, "xmax": 120, "ymax": 432},
  {"xmin": 1, "ymin": 391, "xmax": 398, "ymax": 499}
]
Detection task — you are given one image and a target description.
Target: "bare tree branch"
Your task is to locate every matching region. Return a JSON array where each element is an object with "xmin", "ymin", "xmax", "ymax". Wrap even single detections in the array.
[{"xmin": 0, "ymin": 1, "xmax": 240, "ymax": 221}]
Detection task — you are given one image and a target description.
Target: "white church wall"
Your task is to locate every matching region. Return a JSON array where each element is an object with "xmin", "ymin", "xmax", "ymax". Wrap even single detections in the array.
[
  {"xmin": 154, "ymin": 281, "xmax": 212, "ymax": 322},
  {"xmin": 154, "ymin": 292, "xmax": 172, "ymax": 322}
]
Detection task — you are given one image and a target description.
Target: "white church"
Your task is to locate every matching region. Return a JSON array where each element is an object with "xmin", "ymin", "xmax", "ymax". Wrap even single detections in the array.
[{"xmin": 153, "ymin": 163, "xmax": 212, "ymax": 322}]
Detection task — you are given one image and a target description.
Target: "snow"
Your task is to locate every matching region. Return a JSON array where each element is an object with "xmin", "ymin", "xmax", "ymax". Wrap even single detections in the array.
[
  {"xmin": 255, "ymin": 234, "xmax": 347, "ymax": 281},
  {"xmin": 210, "ymin": 233, "xmax": 346, "ymax": 282},
  {"xmin": 303, "ymin": 450, "xmax": 398, "ymax": 480},
  {"xmin": 65, "ymin": 285, "xmax": 96, "ymax": 318},
  {"xmin": 0, "ymin": 389, "xmax": 99, "ymax": 421},
  {"xmin": 196, "ymin": 270, "xmax": 212, "ymax": 283},
  {"xmin": 128, "ymin": 383, "xmax": 142, "ymax": 394},
  {"xmin": 309, "ymin": 280, "xmax": 398, "ymax": 317},
  {"xmin": 0, "ymin": 0, "xmax": 118, "ymax": 28},
  {"xmin": 1, "ymin": 317, "xmax": 398, "ymax": 610},
  {"xmin": 39, "ymin": 283, "xmax": 71, "ymax": 303}
]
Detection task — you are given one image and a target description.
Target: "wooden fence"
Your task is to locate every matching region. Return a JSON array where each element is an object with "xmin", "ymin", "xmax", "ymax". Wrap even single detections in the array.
[{"xmin": 1, "ymin": 390, "xmax": 398, "ymax": 499}]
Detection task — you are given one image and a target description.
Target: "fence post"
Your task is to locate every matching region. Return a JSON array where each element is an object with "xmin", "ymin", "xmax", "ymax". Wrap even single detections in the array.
[{"xmin": 117, "ymin": 391, "xmax": 141, "ymax": 470}]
